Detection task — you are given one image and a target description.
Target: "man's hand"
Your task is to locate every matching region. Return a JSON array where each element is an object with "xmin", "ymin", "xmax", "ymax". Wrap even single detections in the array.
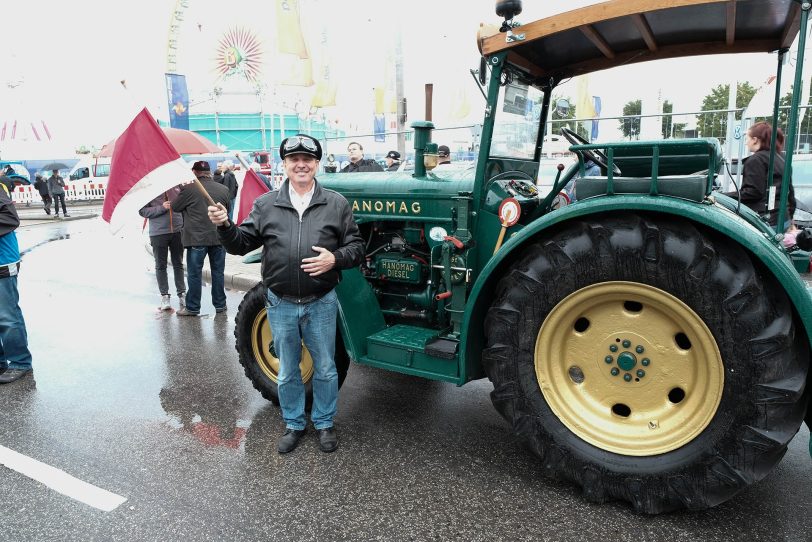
[
  {"xmin": 208, "ymin": 202, "xmax": 230, "ymax": 226},
  {"xmin": 162, "ymin": 201, "xmax": 171, "ymax": 210},
  {"xmin": 301, "ymin": 246, "xmax": 336, "ymax": 276}
]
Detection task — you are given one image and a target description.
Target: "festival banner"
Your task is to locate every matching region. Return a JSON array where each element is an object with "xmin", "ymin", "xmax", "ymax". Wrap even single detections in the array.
[{"xmin": 165, "ymin": 73, "xmax": 190, "ymax": 130}]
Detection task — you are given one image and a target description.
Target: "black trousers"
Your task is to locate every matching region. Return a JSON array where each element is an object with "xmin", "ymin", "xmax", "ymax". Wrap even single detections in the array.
[
  {"xmin": 53, "ymin": 194, "xmax": 67, "ymax": 215},
  {"xmin": 150, "ymin": 232, "xmax": 185, "ymax": 296}
]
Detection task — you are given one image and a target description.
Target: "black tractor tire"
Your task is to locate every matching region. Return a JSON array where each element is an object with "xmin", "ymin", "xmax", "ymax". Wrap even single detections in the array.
[
  {"xmin": 235, "ymin": 283, "xmax": 350, "ymax": 405},
  {"xmin": 482, "ymin": 213, "xmax": 809, "ymax": 514}
]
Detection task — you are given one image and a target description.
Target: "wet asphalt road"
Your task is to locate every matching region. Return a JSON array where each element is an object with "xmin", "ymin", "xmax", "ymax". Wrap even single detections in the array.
[{"xmin": 1, "ymin": 217, "xmax": 810, "ymax": 542}]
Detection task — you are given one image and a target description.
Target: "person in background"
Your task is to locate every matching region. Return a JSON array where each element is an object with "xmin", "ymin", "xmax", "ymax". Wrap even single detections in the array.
[
  {"xmin": 340, "ymin": 142, "xmax": 383, "ymax": 173},
  {"xmin": 139, "ymin": 188, "xmax": 186, "ymax": 311},
  {"xmin": 724, "ymin": 121, "xmax": 795, "ymax": 231},
  {"xmin": 34, "ymin": 174, "xmax": 52, "ymax": 215},
  {"xmin": 47, "ymin": 169, "xmax": 69, "ymax": 218},
  {"xmin": 250, "ymin": 163, "xmax": 273, "ymax": 190},
  {"xmin": 384, "ymin": 150, "xmax": 401, "ymax": 172},
  {"xmin": 207, "ymin": 133, "xmax": 365, "ymax": 454},
  {"xmin": 436, "ymin": 145, "xmax": 452, "ymax": 166},
  {"xmin": 169, "ymin": 161, "xmax": 230, "ymax": 316},
  {"xmin": 213, "ymin": 162, "xmax": 224, "ymax": 184},
  {"xmin": 0, "ymin": 168, "xmax": 13, "ymax": 195},
  {"xmin": 0, "ymin": 181, "xmax": 33, "ymax": 384},
  {"xmin": 222, "ymin": 160, "xmax": 239, "ymax": 221}
]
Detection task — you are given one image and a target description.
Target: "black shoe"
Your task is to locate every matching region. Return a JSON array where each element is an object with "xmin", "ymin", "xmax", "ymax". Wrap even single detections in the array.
[
  {"xmin": 317, "ymin": 427, "xmax": 338, "ymax": 453},
  {"xmin": 0, "ymin": 368, "xmax": 32, "ymax": 384},
  {"xmin": 277, "ymin": 428, "xmax": 306, "ymax": 454},
  {"xmin": 215, "ymin": 306, "xmax": 227, "ymax": 314}
]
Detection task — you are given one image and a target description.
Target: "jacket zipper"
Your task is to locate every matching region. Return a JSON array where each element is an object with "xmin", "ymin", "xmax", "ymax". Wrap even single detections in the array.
[{"xmin": 296, "ymin": 212, "xmax": 302, "ymax": 301}]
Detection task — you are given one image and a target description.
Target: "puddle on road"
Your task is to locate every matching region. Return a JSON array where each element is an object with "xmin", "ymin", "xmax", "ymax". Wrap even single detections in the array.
[{"xmin": 19, "ymin": 233, "xmax": 71, "ymax": 256}]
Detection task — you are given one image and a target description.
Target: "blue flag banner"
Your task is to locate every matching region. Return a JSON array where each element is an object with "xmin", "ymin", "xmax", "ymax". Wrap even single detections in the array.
[
  {"xmin": 165, "ymin": 73, "xmax": 190, "ymax": 130},
  {"xmin": 374, "ymin": 114, "xmax": 385, "ymax": 142},
  {"xmin": 591, "ymin": 96, "xmax": 602, "ymax": 141}
]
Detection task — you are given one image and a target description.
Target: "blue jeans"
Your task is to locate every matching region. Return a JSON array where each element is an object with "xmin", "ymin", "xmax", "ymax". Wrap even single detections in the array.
[
  {"xmin": 265, "ymin": 288, "xmax": 338, "ymax": 430},
  {"xmin": 0, "ymin": 276, "xmax": 33, "ymax": 371},
  {"xmin": 185, "ymin": 245, "xmax": 226, "ymax": 313}
]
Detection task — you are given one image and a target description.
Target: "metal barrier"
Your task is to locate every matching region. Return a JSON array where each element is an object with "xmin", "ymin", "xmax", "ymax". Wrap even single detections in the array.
[{"xmin": 11, "ymin": 181, "xmax": 109, "ymax": 205}]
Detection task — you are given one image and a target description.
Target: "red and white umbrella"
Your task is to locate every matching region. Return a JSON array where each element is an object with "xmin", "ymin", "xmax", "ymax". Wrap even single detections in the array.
[{"xmin": 98, "ymin": 126, "xmax": 220, "ymax": 158}]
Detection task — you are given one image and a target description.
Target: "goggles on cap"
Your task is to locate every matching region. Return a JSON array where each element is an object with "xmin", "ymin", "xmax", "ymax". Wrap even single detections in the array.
[{"xmin": 283, "ymin": 136, "xmax": 319, "ymax": 153}]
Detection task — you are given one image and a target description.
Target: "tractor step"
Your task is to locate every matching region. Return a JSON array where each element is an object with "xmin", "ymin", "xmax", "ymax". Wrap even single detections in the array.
[{"xmin": 360, "ymin": 325, "xmax": 460, "ymax": 382}]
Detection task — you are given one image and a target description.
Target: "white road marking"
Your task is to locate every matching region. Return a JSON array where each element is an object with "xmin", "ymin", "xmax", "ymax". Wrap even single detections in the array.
[{"xmin": 0, "ymin": 444, "xmax": 127, "ymax": 512}]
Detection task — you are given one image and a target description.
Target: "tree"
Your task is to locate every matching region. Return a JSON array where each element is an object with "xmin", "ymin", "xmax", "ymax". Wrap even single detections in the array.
[
  {"xmin": 662, "ymin": 100, "xmax": 687, "ymax": 138},
  {"xmin": 550, "ymin": 95, "xmax": 590, "ymax": 140},
  {"xmin": 619, "ymin": 99, "xmax": 641, "ymax": 140},
  {"xmin": 696, "ymin": 82, "xmax": 756, "ymax": 140}
]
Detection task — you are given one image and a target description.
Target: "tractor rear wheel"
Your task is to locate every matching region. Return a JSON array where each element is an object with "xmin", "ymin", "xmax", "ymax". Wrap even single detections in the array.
[
  {"xmin": 235, "ymin": 283, "xmax": 350, "ymax": 405},
  {"xmin": 483, "ymin": 213, "xmax": 808, "ymax": 513}
]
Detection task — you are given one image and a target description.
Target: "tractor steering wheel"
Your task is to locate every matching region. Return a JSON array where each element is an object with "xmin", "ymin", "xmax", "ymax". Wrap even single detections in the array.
[{"xmin": 560, "ymin": 127, "xmax": 621, "ymax": 176}]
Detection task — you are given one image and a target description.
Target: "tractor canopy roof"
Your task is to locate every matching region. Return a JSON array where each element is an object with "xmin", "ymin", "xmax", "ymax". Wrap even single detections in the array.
[{"xmin": 478, "ymin": 0, "xmax": 802, "ymax": 82}]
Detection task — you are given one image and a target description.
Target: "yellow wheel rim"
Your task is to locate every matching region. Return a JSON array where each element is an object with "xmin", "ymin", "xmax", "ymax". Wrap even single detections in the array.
[
  {"xmin": 536, "ymin": 282, "xmax": 724, "ymax": 456},
  {"xmin": 250, "ymin": 307, "xmax": 314, "ymax": 384}
]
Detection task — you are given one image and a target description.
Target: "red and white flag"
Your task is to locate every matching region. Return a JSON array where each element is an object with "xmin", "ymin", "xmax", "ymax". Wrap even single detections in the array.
[
  {"xmin": 102, "ymin": 108, "xmax": 194, "ymax": 233},
  {"xmin": 235, "ymin": 168, "xmax": 270, "ymax": 226}
]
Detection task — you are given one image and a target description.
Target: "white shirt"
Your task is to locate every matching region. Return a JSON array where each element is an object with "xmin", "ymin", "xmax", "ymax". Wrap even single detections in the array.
[{"xmin": 288, "ymin": 183, "xmax": 315, "ymax": 219}]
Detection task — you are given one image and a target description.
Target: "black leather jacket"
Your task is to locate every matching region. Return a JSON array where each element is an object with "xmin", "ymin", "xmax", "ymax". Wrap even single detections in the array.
[
  {"xmin": 217, "ymin": 179, "xmax": 364, "ymax": 302},
  {"xmin": 727, "ymin": 149, "xmax": 795, "ymax": 225},
  {"xmin": 341, "ymin": 158, "xmax": 383, "ymax": 173}
]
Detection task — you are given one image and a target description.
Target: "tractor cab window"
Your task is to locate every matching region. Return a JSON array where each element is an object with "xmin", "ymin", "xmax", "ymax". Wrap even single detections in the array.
[{"xmin": 491, "ymin": 80, "xmax": 543, "ymax": 160}]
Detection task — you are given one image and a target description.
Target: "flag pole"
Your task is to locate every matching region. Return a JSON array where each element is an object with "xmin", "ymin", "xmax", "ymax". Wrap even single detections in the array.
[{"xmin": 193, "ymin": 178, "xmax": 217, "ymax": 207}]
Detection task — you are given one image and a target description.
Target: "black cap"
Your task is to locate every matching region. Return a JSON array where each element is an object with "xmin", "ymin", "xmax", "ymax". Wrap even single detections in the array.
[
  {"xmin": 191, "ymin": 160, "xmax": 211, "ymax": 172},
  {"xmin": 279, "ymin": 134, "xmax": 323, "ymax": 161},
  {"xmin": 386, "ymin": 150, "xmax": 401, "ymax": 160},
  {"xmin": 438, "ymin": 145, "xmax": 450, "ymax": 157}
]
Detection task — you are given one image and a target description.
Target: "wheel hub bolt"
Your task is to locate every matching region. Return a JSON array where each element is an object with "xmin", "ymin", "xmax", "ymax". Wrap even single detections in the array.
[
  {"xmin": 609, "ymin": 344, "xmax": 618, "ymax": 352},
  {"xmin": 636, "ymin": 369, "xmax": 646, "ymax": 378},
  {"xmin": 622, "ymin": 339, "xmax": 631, "ymax": 348},
  {"xmin": 641, "ymin": 358, "xmax": 651, "ymax": 366},
  {"xmin": 623, "ymin": 373, "xmax": 632, "ymax": 382},
  {"xmin": 610, "ymin": 367, "xmax": 620, "ymax": 376},
  {"xmin": 635, "ymin": 345, "xmax": 645, "ymax": 354},
  {"xmin": 605, "ymin": 355, "xmax": 614, "ymax": 364}
]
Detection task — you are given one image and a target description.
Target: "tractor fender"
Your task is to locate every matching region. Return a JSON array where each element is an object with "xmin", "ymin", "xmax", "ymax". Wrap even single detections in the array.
[
  {"xmin": 460, "ymin": 196, "xmax": 812, "ymax": 382},
  {"xmin": 335, "ymin": 267, "xmax": 387, "ymax": 363}
]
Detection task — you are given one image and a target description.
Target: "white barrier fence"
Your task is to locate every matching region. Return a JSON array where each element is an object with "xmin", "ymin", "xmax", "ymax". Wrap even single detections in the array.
[
  {"xmin": 11, "ymin": 181, "xmax": 110, "ymax": 205},
  {"xmin": 11, "ymin": 175, "xmax": 286, "ymax": 205}
]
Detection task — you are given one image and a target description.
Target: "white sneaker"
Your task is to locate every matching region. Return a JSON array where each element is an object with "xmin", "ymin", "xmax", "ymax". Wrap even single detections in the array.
[
  {"xmin": 160, "ymin": 295, "xmax": 171, "ymax": 311},
  {"xmin": 178, "ymin": 293, "xmax": 186, "ymax": 309}
]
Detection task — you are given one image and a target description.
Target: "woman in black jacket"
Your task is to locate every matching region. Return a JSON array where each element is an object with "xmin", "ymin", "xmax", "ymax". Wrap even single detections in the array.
[{"xmin": 730, "ymin": 121, "xmax": 795, "ymax": 230}]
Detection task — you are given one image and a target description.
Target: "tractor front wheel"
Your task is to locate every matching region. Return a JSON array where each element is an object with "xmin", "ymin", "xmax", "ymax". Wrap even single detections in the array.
[{"xmin": 235, "ymin": 283, "xmax": 350, "ymax": 405}]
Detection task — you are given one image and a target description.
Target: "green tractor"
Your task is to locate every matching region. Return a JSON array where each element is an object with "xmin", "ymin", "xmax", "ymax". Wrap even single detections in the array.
[{"xmin": 235, "ymin": 0, "xmax": 811, "ymax": 513}]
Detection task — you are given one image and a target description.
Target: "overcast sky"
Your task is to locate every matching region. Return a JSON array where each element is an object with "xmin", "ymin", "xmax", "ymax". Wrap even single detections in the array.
[{"xmin": 0, "ymin": 0, "xmax": 788, "ymax": 156}]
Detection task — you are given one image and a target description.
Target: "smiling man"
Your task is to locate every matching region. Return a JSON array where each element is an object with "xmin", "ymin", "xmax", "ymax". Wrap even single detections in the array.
[{"xmin": 208, "ymin": 133, "xmax": 364, "ymax": 454}]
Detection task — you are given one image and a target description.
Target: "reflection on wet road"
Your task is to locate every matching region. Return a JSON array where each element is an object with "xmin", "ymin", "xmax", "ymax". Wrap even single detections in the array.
[{"xmin": 1, "ymin": 218, "xmax": 810, "ymax": 541}]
